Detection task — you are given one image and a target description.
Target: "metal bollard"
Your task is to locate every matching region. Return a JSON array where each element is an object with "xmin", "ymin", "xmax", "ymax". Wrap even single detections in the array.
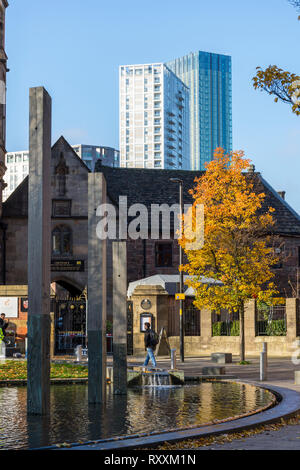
[
  {"xmin": 262, "ymin": 342, "xmax": 268, "ymax": 367},
  {"xmin": 0, "ymin": 340, "xmax": 5, "ymax": 359},
  {"xmin": 75, "ymin": 345, "xmax": 82, "ymax": 362},
  {"xmin": 260, "ymin": 351, "xmax": 267, "ymax": 381},
  {"xmin": 171, "ymin": 349, "xmax": 177, "ymax": 370}
]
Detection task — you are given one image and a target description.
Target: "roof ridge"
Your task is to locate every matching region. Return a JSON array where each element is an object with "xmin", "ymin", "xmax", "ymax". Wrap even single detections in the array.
[{"xmin": 259, "ymin": 175, "xmax": 300, "ymax": 222}]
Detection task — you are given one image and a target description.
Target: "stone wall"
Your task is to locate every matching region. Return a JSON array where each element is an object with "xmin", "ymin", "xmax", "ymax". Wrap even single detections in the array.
[{"xmin": 130, "ymin": 286, "xmax": 300, "ymax": 358}]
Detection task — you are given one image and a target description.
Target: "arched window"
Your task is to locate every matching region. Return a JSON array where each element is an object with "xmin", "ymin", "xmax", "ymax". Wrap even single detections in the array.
[{"xmin": 52, "ymin": 225, "xmax": 72, "ymax": 256}]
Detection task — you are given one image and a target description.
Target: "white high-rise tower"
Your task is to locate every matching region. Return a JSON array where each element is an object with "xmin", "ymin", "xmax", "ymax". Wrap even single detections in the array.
[{"xmin": 119, "ymin": 63, "xmax": 190, "ymax": 170}]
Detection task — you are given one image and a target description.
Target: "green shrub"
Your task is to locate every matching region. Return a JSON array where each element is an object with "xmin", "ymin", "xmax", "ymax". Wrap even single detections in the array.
[
  {"xmin": 212, "ymin": 322, "xmax": 222, "ymax": 336},
  {"xmin": 265, "ymin": 319, "xmax": 286, "ymax": 336},
  {"xmin": 106, "ymin": 320, "xmax": 113, "ymax": 334},
  {"xmin": 230, "ymin": 320, "xmax": 240, "ymax": 336},
  {"xmin": 212, "ymin": 321, "xmax": 240, "ymax": 336},
  {"xmin": 256, "ymin": 319, "xmax": 286, "ymax": 336}
]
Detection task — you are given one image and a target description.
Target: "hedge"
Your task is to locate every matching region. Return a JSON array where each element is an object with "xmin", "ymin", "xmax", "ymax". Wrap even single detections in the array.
[{"xmin": 212, "ymin": 320, "xmax": 240, "ymax": 337}]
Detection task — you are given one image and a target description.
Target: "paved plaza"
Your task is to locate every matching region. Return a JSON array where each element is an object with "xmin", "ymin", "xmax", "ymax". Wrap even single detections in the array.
[
  {"xmin": 200, "ymin": 423, "xmax": 300, "ymax": 450},
  {"xmin": 152, "ymin": 355, "xmax": 300, "ymax": 450},
  {"xmin": 54, "ymin": 353, "xmax": 300, "ymax": 387}
]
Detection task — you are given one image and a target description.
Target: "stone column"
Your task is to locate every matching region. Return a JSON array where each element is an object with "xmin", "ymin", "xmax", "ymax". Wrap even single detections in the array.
[
  {"xmin": 88, "ymin": 173, "xmax": 107, "ymax": 403},
  {"xmin": 113, "ymin": 241, "xmax": 127, "ymax": 395},
  {"xmin": 27, "ymin": 87, "xmax": 52, "ymax": 415},
  {"xmin": 0, "ymin": 0, "xmax": 9, "ymax": 219},
  {"xmin": 244, "ymin": 299, "xmax": 256, "ymax": 352},
  {"xmin": 200, "ymin": 309, "xmax": 212, "ymax": 339},
  {"xmin": 286, "ymin": 298, "xmax": 298, "ymax": 340}
]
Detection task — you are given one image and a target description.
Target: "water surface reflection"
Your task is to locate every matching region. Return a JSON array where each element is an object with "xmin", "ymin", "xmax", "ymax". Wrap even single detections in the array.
[{"xmin": 0, "ymin": 382, "xmax": 274, "ymax": 449}]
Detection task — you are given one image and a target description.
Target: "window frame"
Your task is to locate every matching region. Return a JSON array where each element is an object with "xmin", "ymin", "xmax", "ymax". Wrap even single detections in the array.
[{"xmin": 52, "ymin": 225, "xmax": 73, "ymax": 257}]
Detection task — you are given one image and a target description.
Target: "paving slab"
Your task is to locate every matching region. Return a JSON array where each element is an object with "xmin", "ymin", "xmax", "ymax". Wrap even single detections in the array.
[{"xmin": 200, "ymin": 423, "xmax": 300, "ymax": 450}]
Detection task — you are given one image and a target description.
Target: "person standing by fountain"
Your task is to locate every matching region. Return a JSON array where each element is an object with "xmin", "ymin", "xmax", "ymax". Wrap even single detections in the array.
[
  {"xmin": 0, "ymin": 313, "xmax": 9, "ymax": 341},
  {"xmin": 143, "ymin": 322, "xmax": 159, "ymax": 369}
]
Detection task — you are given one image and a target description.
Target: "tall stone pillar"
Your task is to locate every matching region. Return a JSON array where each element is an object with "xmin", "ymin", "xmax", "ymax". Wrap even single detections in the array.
[
  {"xmin": 0, "ymin": 0, "xmax": 9, "ymax": 218},
  {"xmin": 286, "ymin": 298, "xmax": 298, "ymax": 341},
  {"xmin": 244, "ymin": 300, "xmax": 256, "ymax": 341},
  {"xmin": 113, "ymin": 241, "xmax": 127, "ymax": 395},
  {"xmin": 88, "ymin": 173, "xmax": 107, "ymax": 403},
  {"xmin": 200, "ymin": 309, "xmax": 212, "ymax": 339},
  {"xmin": 27, "ymin": 87, "xmax": 52, "ymax": 415},
  {"xmin": 244, "ymin": 299, "xmax": 256, "ymax": 356}
]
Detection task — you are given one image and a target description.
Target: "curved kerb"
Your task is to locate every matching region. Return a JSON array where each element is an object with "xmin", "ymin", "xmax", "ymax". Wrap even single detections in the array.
[{"xmin": 40, "ymin": 381, "xmax": 300, "ymax": 451}]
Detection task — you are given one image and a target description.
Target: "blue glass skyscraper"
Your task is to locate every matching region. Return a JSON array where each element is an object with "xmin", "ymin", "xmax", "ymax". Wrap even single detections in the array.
[{"xmin": 167, "ymin": 51, "xmax": 232, "ymax": 170}]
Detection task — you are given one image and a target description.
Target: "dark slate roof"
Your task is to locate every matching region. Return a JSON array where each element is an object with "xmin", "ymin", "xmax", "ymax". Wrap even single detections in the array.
[
  {"xmin": 3, "ymin": 175, "xmax": 28, "ymax": 217},
  {"xmin": 96, "ymin": 163, "xmax": 204, "ymax": 208},
  {"xmin": 251, "ymin": 174, "xmax": 300, "ymax": 236},
  {"xmin": 96, "ymin": 164, "xmax": 300, "ymax": 236},
  {"xmin": 3, "ymin": 140, "xmax": 300, "ymax": 237}
]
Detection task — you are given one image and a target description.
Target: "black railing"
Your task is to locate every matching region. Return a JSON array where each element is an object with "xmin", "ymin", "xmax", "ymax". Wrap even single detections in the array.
[
  {"xmin": 212, "ymin": 310, "xmax": 240, "ymax": 336},
  {"xmin": 167, "ymin": 299, "xmax": 201, "ymax": 337},
  {"xmin": 167, "ymin": 301, "xmax": 179, "ymax": 336},
  {"xmin": 185, "ymin": 305, "xmax": 201, "ymax": 336},
  {"xmin": 256, "ymin": 304, "xmax": 286, "ymax": 336}
]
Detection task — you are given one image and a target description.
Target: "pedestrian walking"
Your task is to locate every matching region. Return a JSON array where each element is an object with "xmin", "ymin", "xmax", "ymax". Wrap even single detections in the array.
[{"xmin": 143, "ymin": 322, "xmax": 159, "ymax": 369}]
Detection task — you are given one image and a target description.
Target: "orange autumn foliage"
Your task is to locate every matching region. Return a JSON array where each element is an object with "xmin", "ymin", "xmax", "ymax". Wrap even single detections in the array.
[{"xmin": 179, "ymin": 148, "xmax": 279, "ymax": 314}]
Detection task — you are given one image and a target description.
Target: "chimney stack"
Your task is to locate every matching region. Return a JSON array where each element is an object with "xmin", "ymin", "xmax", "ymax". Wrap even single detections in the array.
[{"xmin": 277, "ymin": 191, "xmax": 286, "ymax": 200}]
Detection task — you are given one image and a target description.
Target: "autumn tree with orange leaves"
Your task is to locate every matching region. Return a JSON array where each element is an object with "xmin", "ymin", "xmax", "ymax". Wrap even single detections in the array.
[{"xmin": 180, "ymin": 149, "xmax": 280, "ymax": 361}]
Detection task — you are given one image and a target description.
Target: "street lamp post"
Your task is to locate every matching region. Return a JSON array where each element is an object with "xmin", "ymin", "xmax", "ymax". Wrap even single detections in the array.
[{"xmin": 170, "ymin": 178, "xmax": 184, "ymax": 362}]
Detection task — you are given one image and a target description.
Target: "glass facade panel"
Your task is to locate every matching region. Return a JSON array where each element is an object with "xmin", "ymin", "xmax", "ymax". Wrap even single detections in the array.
[{"xmin": 167, "ymin": 51, "xmax": 232, "ymax": 170}]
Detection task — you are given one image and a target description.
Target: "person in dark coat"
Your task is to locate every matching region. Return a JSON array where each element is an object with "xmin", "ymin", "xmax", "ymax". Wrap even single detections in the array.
[
  {"xmin": 0, "ymin": 313, "xmax": 9, "ymax": 338},
  {"xmin": 143, "ymin": 322, "xmax": 157, "ymax": 368}
]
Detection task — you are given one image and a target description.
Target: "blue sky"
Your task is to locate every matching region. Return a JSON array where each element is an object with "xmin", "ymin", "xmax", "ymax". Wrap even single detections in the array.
[{"xmin": 6, "ymin": 0, "xmax": 300, "ymax": 211}]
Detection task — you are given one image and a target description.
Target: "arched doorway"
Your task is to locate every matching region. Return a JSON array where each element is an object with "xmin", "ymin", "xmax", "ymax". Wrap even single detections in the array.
[{"xmin": 52, "ymin": 278, "xmax": 87, "ymax": 355}]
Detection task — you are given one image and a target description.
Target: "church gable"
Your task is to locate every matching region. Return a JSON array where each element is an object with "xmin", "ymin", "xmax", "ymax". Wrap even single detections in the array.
[
  {"xmin": 51, "ymin": 137, "xmax": 89, "ymax": 217},
  {"xmin": 3, "ymin": 136, "xmax": 90, "ymax": 217},
  {"xmin": 51, "ymin": 136, "xmax": 90, "ymax": 177}
]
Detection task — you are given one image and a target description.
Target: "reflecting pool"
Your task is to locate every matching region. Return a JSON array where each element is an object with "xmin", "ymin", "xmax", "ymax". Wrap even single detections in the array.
[{"xmin": 0, "ymin": 382, "xmax": 275, "ymax": 449}]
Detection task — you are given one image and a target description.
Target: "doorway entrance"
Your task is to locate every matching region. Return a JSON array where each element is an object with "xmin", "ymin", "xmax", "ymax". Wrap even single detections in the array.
[{"xmin": 54, "ymin": 297, "xmax": 86, "ymax": 355}]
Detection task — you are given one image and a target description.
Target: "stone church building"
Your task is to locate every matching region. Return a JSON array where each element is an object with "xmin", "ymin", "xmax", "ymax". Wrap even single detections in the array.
[
  {"xmin": 0, "ymin": 135, "xmax": 300, "ymax": 355},
  {"xmin": 3, "ymin": 135, "xmax": 300, "ymax": 298}
]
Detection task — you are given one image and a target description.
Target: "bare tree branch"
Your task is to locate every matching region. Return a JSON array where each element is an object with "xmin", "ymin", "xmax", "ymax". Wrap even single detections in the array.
[{"xmin": 253, "ymin": 65, "xmax": 300, "ymax": 115}]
